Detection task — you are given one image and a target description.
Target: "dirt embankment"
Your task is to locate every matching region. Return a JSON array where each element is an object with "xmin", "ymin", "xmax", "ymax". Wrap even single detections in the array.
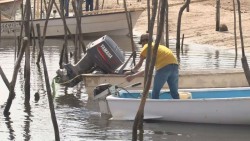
[{"xmin": 132, "ymin": 0, "xmax": 250, "ymax": 53}]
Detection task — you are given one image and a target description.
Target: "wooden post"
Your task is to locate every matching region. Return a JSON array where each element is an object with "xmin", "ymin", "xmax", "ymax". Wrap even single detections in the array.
[
  {"xmin": 181, "ymin": 34, "xmax": 185, "ymax": 54},
  {"xmin": 147, "ymin": 0, "xmax": 151, "ymax": 31},
  {"xmin": 4, "ymin": 38, "xmax": 28, "ymax": 116},
  {"xmin": 132, "ymin": 1, "xmax": 166, "ymax": 140},
  {"xmin": 0, "ymin": 66, "xmax": 11, "ymax": 90},
  {"xmin": 165, "ymin": 0, "xmax": 169, "ymax": 47},
  {"xmin": 232, "ymin": 0, "xmax": 237, "ymax": 59},
  {"xmin": 132, "ymin": 0, "xmax": 159, "ymax": 140},
  {"xmin": 36, "ymin": 23, "xmax": 60, "ymax": 141},
  {"xmin": 123, "ymin": 0, "xmax": 136, "ymax": 65},
  {"xmin": 236, "ymin": 0, "xmax": 250, "ymax": 85},
  {"xmin": 216, "ymin": 0, "xmax": 220, "ymax": 31},
  {"xmin": 24, "ymin": 0, "xmax": 32, "ymax": 104},
  {"xmin": 176, "ymin": 0, "xmax": 190, "ymax": 61}
]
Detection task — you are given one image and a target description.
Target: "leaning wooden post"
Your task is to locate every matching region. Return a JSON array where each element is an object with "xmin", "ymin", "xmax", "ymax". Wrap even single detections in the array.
[
  {"xmin": 4, "ymin": 38, "xmax": 28, "ymax": 116},
  {"xmin": 36, "ymin": 23, "xmax": 61, "ymax": 141},
  {"xmin": 0, "ymin": 66, "xmax": 11, "ymax": 90},
  {"xmin": 236, "ymin": 0, "xmax": 250, "ymax": 85},
  {"xmin": 216, "ymin": 0, "xmax": 220, "ymax": 31},
  {"xmin": 132, "ymin": 1, "xmax": 166, "ymax": 141},
  {"xmin": 123, "ymin": 0, "xmax": 136, "ymax": 65},
  {"xmin": 176, "ymin": 0, "xmax": 190, "ymax": 61},
  {"xmin": 132, "ymin": 0, "xmax": 158, "ymax": 139},
  {"xmin": 37, "ymin": 0, "xmax": 58, "ymax": 64}
]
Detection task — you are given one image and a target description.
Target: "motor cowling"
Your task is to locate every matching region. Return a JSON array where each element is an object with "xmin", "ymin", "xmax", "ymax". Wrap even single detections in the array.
[{"xmin": 55, "ymin": 35, "xmax": 125, "ymax": 87}]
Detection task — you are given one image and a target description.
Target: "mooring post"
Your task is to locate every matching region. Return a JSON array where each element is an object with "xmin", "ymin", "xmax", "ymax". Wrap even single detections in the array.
[
  {"xmin": 4, "ymin": 38, "xmax": 28, "ymax": 116},
  {"xmin": 36, "ymin": 22, "xmax": 61, "ymax": 141},
  {"xmin": 24, "ymin": 0, "xmax": 32, "ymax": 104},
  {"xmin": 216, "ymin": 0, "xmax": 220, "ymax": 31},
  {"xmin": 176, "ymin": 0, "xmax": 190, "ymax": 61}
]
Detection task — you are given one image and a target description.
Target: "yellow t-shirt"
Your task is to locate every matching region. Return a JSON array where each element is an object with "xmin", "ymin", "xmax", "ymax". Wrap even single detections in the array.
[{"xmin": 140, "ymin": 43, "xmax": 178, "ymax": 70}]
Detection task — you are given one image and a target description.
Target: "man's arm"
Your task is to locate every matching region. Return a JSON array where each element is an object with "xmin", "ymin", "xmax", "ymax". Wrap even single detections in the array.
[
  {"xmin": 132, "ymin": 56, "xmax": 145, "ymax": 72},
  {"xmin": 125, "ymin": 56, "xmax": 145, "ymax": 82}
]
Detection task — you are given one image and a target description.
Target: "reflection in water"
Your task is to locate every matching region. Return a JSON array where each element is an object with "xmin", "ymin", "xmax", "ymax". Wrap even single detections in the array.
[
  {"xmin": 1, "ymin": 36, "xmax": 250, "ymax": 141},
  {"xmin": 215, "ymin": 50, "xmax": 220, "ymax": 69},
  {"xmin": 23, "ymin": 104, "xmax": 31, "ymax": 141},
  {"xmin": 4, "ymin": 117, "xmax": 15, "ymax": 140}
]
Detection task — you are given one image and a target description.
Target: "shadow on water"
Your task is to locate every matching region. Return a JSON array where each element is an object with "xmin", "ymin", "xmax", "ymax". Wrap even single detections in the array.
[{"xmin": 1, "ymin": 34, "xmax": 250, "ymax": 141}]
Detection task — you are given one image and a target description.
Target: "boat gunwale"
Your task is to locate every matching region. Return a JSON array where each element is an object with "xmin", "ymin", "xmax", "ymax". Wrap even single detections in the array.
[{"xmin": 107, "ymin": 87, "xmax": 250, "ymax": 101}]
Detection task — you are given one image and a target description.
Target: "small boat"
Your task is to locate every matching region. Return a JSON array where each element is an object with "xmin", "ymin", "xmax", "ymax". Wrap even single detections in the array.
[
  {"xmin": 0, "ymin": 0, "xmax": 21, "ymax": 19},
  {"xmin": 94, "ymin": 84, "xmax": 250, "ymax": 125},
  {"xmin": 83, "ymin": 69, "xmax": 248, "ymax": 98},
  {"xmin": 0, "ymin": 7, "xmax": 144, "ymax": 38}
]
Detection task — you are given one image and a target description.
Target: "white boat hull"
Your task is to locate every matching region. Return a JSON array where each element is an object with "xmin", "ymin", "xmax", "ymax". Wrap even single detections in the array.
[
  {"xmin": 0, "ymin": 8, "xmax": 144, "ymax": 38},
  {"xmin": 106, "ymin": 87, "xmax": 250, "ymax": 125}
]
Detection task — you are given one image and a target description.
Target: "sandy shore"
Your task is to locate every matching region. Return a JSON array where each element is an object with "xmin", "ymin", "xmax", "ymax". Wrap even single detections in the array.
[{"xmin": 130, "ymin": 0, "xmax": 250, "ymax": 53}]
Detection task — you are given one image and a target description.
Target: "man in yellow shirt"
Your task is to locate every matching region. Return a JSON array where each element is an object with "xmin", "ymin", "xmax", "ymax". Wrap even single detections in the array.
[{"xmin": 125, "ymin": 33, "xmax": 180, "ymax": 99}]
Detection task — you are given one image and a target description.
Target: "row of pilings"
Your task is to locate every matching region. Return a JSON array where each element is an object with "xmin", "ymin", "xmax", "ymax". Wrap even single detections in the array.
[{"xmin": 0, "ymin": 0, "xmax": 249, "ymax": 141}]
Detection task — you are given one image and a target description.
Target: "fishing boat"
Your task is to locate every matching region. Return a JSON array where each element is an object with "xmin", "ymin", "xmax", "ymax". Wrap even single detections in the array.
[
  {"xmin": 93, "ymin": 84, "xmax": 250, "ymax": 125},
  {"xmin": 0, "ymin": 7, "xmax": 144, "ymax": 38},
  {"xmin": 0, "ymin": 0, "xmax": 21, "ymax": 19},
  {"xmin": 83, "ymin": 69, "xmax": 248, "ymax": 98}
]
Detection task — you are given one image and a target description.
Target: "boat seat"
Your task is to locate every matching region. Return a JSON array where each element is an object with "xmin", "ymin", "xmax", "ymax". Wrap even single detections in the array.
[{"xmin": 179, "ymin": 92, "xmax": 192, "ymax": 99}]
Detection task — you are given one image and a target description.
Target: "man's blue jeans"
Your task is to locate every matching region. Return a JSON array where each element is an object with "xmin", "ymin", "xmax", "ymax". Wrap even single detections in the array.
[{"xmin": 152, "ymin": 64, "xmax": 179, "ymax": 99}]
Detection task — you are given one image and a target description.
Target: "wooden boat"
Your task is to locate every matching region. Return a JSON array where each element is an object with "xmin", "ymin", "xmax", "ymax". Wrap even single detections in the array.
[
  {"xmin": 83, "ymin": 69, "xmax": 248, "ymax": 99},
  {"xmin": 94, "ymin": 85, "xmax": 250, "ymax": 125},
  {"xmin": 0, "ymin": 0, "xmax": 21, "ymax": 19},
  {"xmin": 0, "ymin": 7, "xmax": 144, "ymax": 38}
]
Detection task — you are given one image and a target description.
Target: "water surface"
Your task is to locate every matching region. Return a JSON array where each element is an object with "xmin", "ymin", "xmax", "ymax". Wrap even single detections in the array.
[{"xmin": 0, "ymin": 35, "xmax": 250, "ymax": 141}]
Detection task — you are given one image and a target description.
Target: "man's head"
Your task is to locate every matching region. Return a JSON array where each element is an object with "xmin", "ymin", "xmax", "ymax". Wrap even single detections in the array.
[{"xmin": 138, "ymin": 33, "xmax": 149, "ymax": 45}]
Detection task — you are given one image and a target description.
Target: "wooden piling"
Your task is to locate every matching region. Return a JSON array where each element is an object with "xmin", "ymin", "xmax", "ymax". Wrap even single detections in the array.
[
  {"xmin": 132, "ymin": 0, "xmax": 159, "ymax": 140},
  {"xmin": 123, "ymin": 0, "xmax": 136, "ymax": 65},
  {"xmin": 4, "ymin": 38, "xmax": 28, "ymax": 116},
  {"xmin": 233, "ymin": 0, "xmax": 237, "ymax": 59},
  {"xmin": 36, "ymin": 23, "xmax": 60, "ymax": 141},
  {"xmin": 24, "ymin": 0, "xmax": 32, "ymax": 103},
  {"xmin": 176, "ymin": 0, "xmax": 190, "ymax": 61},
  {"xmin": 236, "ymin": 0, "xmax": 250, "ymax": 85},
  {"xmin": 216, "ymin": 0, "xmax": 220, "ymax": 31}
]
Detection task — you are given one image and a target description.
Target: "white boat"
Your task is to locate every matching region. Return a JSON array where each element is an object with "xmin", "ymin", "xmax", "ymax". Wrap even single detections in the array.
[
  {"xmin": 0, "ymin": 0, "xmax": 21, "ymax": 19},
  {"xmin": 83, "ymin": 69, "xmax": 248, "ymax": 98},
  {"xmin": 94, "ymin": 84, "xmax": 250, "ymax": 125},
  {"xmin": 0, "ymin": 7, "xmax": 144, "ymax": 38}
]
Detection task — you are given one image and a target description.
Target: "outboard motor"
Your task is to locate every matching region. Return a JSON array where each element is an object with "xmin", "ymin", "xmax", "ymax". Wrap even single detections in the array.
[{"xmin": 56, "ymin": 35, "xmax": 125, "ymax": 87}]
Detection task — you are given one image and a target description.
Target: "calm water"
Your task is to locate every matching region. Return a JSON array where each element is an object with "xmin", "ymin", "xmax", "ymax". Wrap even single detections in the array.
[{"xmin": 0, "ymin": 35, "xmax": 250, "ymax": 141}]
